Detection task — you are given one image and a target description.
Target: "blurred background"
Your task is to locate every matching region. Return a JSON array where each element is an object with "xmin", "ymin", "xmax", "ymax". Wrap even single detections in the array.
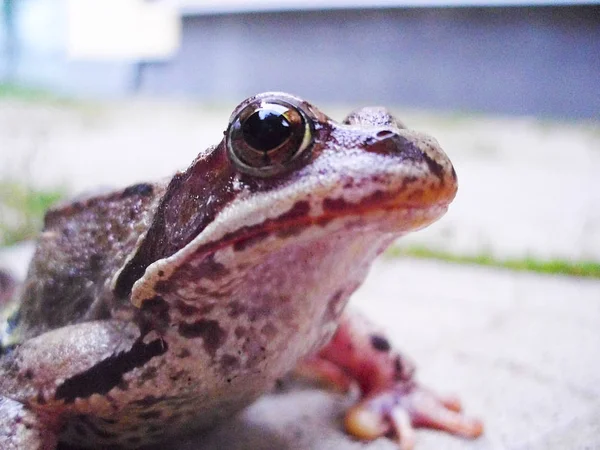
[
  {"xmin": 1, "ymin": 0, "xmax": 599, "ymax": 116},
  {"xmin": 1, "ymin": 1, "xmax": 600, "ymax": 449}
]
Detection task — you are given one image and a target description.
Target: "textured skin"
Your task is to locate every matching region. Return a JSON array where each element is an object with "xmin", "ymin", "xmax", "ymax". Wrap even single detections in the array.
[
  {"xmin": 0, "ymin": 92, "xmax": 458, "ymax": 449},
  {"xmin": 11, "ymin": 184, "xmax": 166, "ymax": 342}
]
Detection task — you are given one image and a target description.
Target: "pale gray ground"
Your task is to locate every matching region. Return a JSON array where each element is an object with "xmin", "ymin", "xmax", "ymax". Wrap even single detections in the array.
[{"xmin": 0, "ymin": 99, "xmax": 599, "ymax": 449}]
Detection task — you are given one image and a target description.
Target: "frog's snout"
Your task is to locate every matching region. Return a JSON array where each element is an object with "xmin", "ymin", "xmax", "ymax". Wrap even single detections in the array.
[{"xmin": 360, "ymin": 127, "xmax": 459, "ymax": 208}]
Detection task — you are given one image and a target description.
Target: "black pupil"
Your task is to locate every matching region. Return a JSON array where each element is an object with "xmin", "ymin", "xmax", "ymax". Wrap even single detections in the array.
[{"xmin": 242, "ymin": 109, "xmax": 291, "ymax": 151}]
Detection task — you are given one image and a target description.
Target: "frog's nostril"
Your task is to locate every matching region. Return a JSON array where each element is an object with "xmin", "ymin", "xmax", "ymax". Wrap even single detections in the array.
[{"xmin": 375, "ymin": 130, "xmax": 396, "ymax": 140}]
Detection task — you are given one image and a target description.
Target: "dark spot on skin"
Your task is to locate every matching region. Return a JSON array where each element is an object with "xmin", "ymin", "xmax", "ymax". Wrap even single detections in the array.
[
  {"xmin": 207, "ymin": 289, "xmax": 231, "ymax": 299},
  {"xmin": 191, "ymin": 284, "xmax": 230, "ymax": 299},
  {"xmin": 122, "ymin": 183, "xmax": 154, "ymax": 198},
  {"xmin": 194, "ymin": 285, "xmax": 210, "ymax": 295},
  {"xmin": 138, "ymin": 410, "xmax": 161, "ymax": 420},
  {"xmin": 220, "ymin": 354, "xmax": 240, "ymax": 370},
  {"xmin": 198, "ymin": 303, "xmax": 216, "ymax": 314},
  {"xmin": 370, "ymin": 334, "xmax": 391, "ymax": 352},
  {"xmin": 55, "ymin": 338, "xmax": 167, "ymax": 403},
  {"xmin": 247, "ymin": 304, "xmax": 272, "ymax": 322},
  {"xmin": 421, "ymin": 152, "xmax": 445, "ymax": 181},
  {"xmin": 157, "ymin": 270, "xmax": 164, "ymax": 277},
  {"xmin": 401, "ymin": 175, "xmax": 418, "ymax": 187},
  {"xmin": 139, "ymin": 366, "xmax": 158, "ymax": 383},
  {"xmin": 368, "ymin": 190, "xmax": 385, "ymax": 203},
  {"xmin": 74, "ymin": 415, "xmax": 118, "ymax": 439},
  {"xmin": 36, "ymin": 391, "xmax": 46, "ymax": 405},
  {"xmin": 323, "ymin": 197, "xmax": 350, "ymax": 212},
  {"xmin": 169, "ymin": 370, "xmax": 185, "ymax": 381},
  {"xmin": 277, "ymin": 200, "xmax": 311, "ymax": 221},
  {"xmin": 140, "ymin": 295, "xmax": 171, "ymax": 325},
  {"xmin": 261, "ymin": 322, "xmax": 277, "ymax": 338},
  {"xmin": 194, "ymin": 254, "xmax": 230, "ymax": 281},
  {"xmin": 178, "ymin": 319, "xmax": 226, "ymax": 357},
  {"xmin": 132, "ymin": 395, "xmax": 164, "ymax": 407},
  {"xmin": 233, "ymin": 230, "xmax": 270, "ymax": 252},
  {"xmin": 23, "ymin": 369, "xmax": 34, "ymax": 380},
  {"xmin": 87, "ymin": 254, "xmax": 103, "ymax": 274},
  {"xmin": 235, "ymin": 326, "xmax": 247, "ymax": 339},
  {"xmin": 174, "ymin": 299, "xmax": 200, "ymax": 316},
  {"xmin": 228, "ymin": 301, "xmax": 247, "ymax": 318},
  {"xmin": 177, "ymin": 348, "xmax": 191, "ymax": 358},
  {"xmin": 407, "ymin": 188, "xmax": 424, "ymax": 201},
  {"xmin": 276, "ymin": 226, "xmax": 302, "ymax": 239}
]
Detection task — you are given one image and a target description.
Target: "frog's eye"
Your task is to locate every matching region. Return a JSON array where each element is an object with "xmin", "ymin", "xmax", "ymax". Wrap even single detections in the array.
[{"xmin": 226, "ymin": 98, "xmax": 314, "ymax": 177}]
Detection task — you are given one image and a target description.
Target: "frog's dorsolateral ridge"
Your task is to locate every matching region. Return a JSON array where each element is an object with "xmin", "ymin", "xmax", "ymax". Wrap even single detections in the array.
[{"xmin": 0, "ymin": 93, "xmax": 481, "ymax": 449}]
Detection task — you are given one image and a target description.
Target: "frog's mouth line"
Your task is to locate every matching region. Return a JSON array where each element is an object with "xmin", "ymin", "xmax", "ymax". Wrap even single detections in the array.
[{"xmin": 200, "ymin": 193, "xmax": 448, "ymax": 257}]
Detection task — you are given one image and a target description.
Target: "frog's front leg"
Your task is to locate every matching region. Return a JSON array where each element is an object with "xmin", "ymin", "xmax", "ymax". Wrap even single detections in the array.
[
  {"xmin": 305, "ymin": 312, "xmax": 483, "ymax": 449},
  {"xmin": 0, "ymin": 319, "xmax": 145, "ymax": 450}
]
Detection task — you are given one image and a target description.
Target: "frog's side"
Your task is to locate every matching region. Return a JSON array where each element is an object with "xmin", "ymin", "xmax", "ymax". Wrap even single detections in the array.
[{"xmin": 0, "ymin": 93, "xmax": 482, "ymax": 449}]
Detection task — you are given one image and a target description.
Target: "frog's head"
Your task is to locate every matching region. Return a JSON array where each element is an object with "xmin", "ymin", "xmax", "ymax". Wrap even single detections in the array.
[
  {"xmin": 222, "ymin": 92, "xmax": 457, "ymax": 227},
  {"xmin": 115, "ymin": 93, "xmax": 456, "ymax": 345}
]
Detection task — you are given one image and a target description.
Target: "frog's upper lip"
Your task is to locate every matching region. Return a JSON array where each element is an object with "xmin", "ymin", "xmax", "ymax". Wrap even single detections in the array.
[{"xmin": 192, "ymin": 191, "xmax": 451, "ymax": 259}]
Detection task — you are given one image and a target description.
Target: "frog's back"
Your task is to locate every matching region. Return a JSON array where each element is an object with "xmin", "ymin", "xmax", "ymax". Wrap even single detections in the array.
[{"xmin": 3, "ymin": 182, "xmax": 165, "ymax": 344}]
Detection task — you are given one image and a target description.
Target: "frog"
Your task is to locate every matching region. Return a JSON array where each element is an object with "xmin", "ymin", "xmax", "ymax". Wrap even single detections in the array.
[{"xmin": 0, "ymin": 92, "xmax": 483, "ymax": 449}]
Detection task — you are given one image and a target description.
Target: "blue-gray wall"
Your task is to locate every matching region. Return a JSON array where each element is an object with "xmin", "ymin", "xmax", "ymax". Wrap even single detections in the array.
[{"xmin": 138, "ymin": 6, "xmax": 600, "ymax": 118}]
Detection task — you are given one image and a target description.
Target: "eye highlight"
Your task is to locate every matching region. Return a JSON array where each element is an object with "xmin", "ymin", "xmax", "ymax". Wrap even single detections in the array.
[{"xmin": 226, "ymin": 96, "xmax": 314, "ymax": 177}]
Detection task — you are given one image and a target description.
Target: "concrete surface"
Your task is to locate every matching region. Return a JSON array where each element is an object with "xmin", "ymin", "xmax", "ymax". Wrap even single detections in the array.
[{"xmin": 0, "ymin": 99, "xmax": 599, "ymax": 449}]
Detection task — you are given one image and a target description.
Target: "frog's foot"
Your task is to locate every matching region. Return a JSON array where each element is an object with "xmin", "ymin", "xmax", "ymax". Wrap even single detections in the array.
[
  {"xmin": 311, "ymin": 311, "xmax": 483, "ymax": 449},
  {"xmin": 345, "ymin": 382, "xmax": 483, "ymax": 449}
]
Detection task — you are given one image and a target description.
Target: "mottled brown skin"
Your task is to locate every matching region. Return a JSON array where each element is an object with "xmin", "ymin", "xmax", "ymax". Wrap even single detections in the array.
[{"xmin": 0, "ymin": 93, "xmax": 480, "ymax": 449}]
